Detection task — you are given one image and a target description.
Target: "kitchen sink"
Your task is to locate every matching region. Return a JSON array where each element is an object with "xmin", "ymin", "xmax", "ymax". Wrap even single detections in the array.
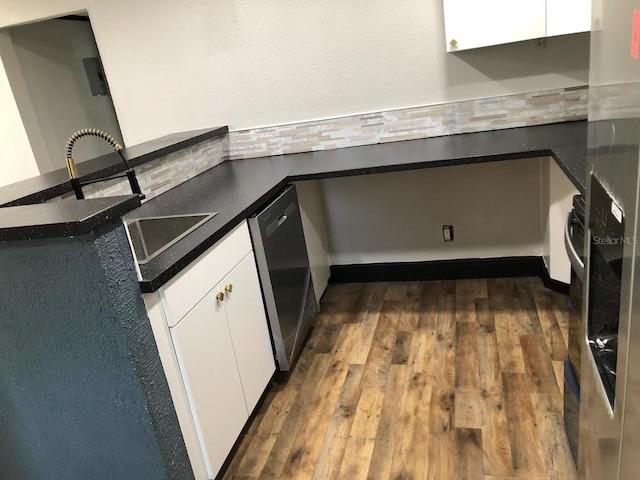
[{"xmin": 125, "ymin": 213, "xmax": 217, "ymax": 264}]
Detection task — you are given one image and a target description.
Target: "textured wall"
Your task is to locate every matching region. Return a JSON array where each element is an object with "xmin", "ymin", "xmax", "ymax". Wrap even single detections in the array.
[
  {"xmin": 0, "ymin": 222, "xmax": 193, "ymax": 480},
  {"xmin": 0, "ymin": 0, "xmax": 589, "ymax": 149}
]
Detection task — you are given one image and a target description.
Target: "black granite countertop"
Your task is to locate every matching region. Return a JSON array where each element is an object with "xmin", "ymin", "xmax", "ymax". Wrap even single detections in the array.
[
  {"xmin": 0, "ymin": 126, "xmax": 228, "ymax": 207},
  {"xmin": 132, "ymin": 120, "xmax": 588, "ymax": 292},
  {"xmin": 0, "ymin": 196, "xmax": 141, "ymax": 241}
]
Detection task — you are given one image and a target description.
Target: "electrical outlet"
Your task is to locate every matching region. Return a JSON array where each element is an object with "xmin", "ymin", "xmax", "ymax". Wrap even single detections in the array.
[{"xmin": 443, "ymin": 225, "xmax": 454, "ymax": 242}]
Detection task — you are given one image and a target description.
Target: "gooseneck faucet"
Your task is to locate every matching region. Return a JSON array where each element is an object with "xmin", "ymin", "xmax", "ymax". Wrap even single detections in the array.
[{"xmin": 65, "ymin": 129, "xmax": 144, "ymax": 200}]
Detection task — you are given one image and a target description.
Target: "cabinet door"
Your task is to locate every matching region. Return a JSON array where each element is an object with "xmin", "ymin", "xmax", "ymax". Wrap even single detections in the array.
[
  {"xmin": 443, "ymin": 0, "xmax": 546, "ymax": 51},
  {"xmin": 546, "ymin": 0, "xmax": 591, "ymax": 37},
  {"xmin": 222, "ymin": 253, "xmax": 276, "ymax": 413},
  {"xmin": 171, "ymin": 289, "xmax": 248, "ymax": 479}
]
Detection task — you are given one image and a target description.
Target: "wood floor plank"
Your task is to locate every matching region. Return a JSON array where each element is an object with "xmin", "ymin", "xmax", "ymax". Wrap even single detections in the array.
[
  {"xmin": 531, "ymin": 393, "xmax": 577, "ymax": 480},
  {"xmin": 398, "ymin": 281, "xmax": 422, "ymax": 331},
  {"xmin": 391, "ymin": 330, "xmax": 411, "ymax": 365},
  {"xmin": 481, "ymin": 389, "xmax": 515, "ymax": 477},
  {"xmin": 418, "ymin": 281, "xmax": 440, "ymax": 330},
  {"xmin": 259, "ymin": 354, "xmax": 334, "ymax": 479},
  {"xmin": 408, "ymin": 328, "xmax": 437, "ymax": 382},
  {"xmin": 520, "ymin": 334, "xmax": 560, "ymax": 394},
  {"xmin": 321, "ymin": 284, "xmax": 346, "ymax": 303},
  {"xmin": 455, "ymin": 391, "xmax": 483, "ymax": 429},
  {"xmin": 471, "ymin": 278, "xmax": 489, "ymax": 299},
  {"xmin": 389, "ymin": 371, "xmax": 432, "ymax": 480},
  {"xmin": 230, "ymin": 347, "xmax": 316, "ymax": 477},
  {"xmin": 456, "ymin": 321, "xmax": 480, "ymax": 391},
  {"xmin": 513, "ymin": 281, "xmax": 544, "ymax": 336},
  {"xmin": 427, "ymin": 387, "xmax": 455, "ymax": 480},
  {"xmin": 336, "ymin": 386, "xmax": 385, "ymax": 480},
  {"xmin": 456, "ymin": 279, "xmax": 476, "ymax": 322},
  {"xmin": 360, "ymin": 300, "xmax": 401, "ymax": 390},
  {"xmin": 307, "ymin": 323, "xmax": 342, "ymax": 354},
  {"xmin": 335, "ymin": 283, "xmax": 370, "ymax": 324},
  {"xmin": 428, "ymin": 287, "xmax": 456, "ymax": 480},
  {"xmin": 350, "ymin": 283, "xmax": 387, "ymax": 365},
  {"xmin": 224, "ymin": 278, "xmax": 573, "ymax": 480},
  {"xmin": 332, "ymin": 323, "xmax": 365, "ymax": 364},
  {"xmin": 311, "ymin": 364, "xmax": 364, "ymax": 480},
  {"xmin": 502, "ymin": 373, "xmax": 546, "ymax": 478},
  {"xmin": 497, "ymin": 343, "xmax": 526, "ymax": 373},
  {"xmin": 552, "ymin": 361, "xmax": 564, "ymax": 393},
  {"xmin": 384, "ymin": 282, "xmax": 407, "ymax": 301},
  {"xmin": 455, "ymin": 428, "xmax": 485, "ymax": 480},
  {"xmin": 530, "ymin": 287, "xmax": 568, "ymax": 362},
  {"xmin": 280, "ymin": 359, "xmax": 350, "ymax": 479},
  {"xmin": 475, "ymin": 298, "xmax": 514, "ymax": 477},
  {"xmin": 366, "ymin": 364, "xmax": 408, "ymax": 480}
]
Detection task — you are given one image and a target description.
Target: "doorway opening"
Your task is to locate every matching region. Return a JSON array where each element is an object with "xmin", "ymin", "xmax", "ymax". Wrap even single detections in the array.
[{"xmin": 2, "ymin": 13, "xmax": 123, "ymax": 174}]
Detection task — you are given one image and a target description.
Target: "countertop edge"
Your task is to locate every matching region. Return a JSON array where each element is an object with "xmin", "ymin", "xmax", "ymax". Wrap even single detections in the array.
[
  {"xmin": 137, "ymin": 138, "xmax": 585, "ymax": 293},
  {"xmin": 0, "ymin": 195, "xmax": 142, "ymax": 242}
]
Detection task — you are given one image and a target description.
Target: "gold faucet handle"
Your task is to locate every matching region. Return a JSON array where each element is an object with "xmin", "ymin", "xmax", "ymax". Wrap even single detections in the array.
[{"xmin": 66, "ymin": 157, "xmax": 79, "ymax": 179}]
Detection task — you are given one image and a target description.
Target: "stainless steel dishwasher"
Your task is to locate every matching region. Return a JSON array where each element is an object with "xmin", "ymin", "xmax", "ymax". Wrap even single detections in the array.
[{"xmin": 249, "ymin": 184, "xmax": 316, "ymax": 371}]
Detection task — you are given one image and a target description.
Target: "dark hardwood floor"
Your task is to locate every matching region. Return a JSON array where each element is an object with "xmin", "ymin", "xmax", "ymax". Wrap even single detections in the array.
[{"xmin": 222, "ymin": 278, "xmax": 576, "ymax": 480}]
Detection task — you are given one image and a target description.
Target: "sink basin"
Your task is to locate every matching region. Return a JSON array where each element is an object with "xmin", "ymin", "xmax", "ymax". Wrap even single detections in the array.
[{"xmin": 125, "ymin": 213, "xmax": 217, "ymax": 264}]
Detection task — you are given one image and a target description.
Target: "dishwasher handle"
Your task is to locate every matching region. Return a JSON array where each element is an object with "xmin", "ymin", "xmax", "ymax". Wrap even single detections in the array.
[
  {"xmin": 277, "ymin": 213, "xmax": 288, "ymax": 226},
  {"xmin": 565, "ymin": 212, "xmax": 585, "ymax": 281},
  {"xmin": 265, "ymin": 201, "xmax": 297, "ymax": 237}
]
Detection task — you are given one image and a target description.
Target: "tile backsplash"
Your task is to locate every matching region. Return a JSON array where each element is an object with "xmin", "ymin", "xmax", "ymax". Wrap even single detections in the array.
[
  {"xmin": 53, "ymin": 86, "xmax": 587, "ymax": 203},
  {"xmin": 81, "ymin": 134, "xmax": 227, "ymax": 202},
  {"xmin": 227, "ymin": 86, "xmax": 588, "ymax": 160}
]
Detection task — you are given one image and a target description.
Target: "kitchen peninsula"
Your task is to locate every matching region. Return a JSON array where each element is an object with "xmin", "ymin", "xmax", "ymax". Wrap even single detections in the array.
[{"xmin": 0, "ymin": 119, "xmax": 586, "ymax": 479}]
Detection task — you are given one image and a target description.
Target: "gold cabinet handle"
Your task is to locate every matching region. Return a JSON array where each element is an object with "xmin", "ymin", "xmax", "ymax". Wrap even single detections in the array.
[
  {"xmin": 225, "ymin": 284, "xmax": 233, "ymax": 293},
  {"xmin": 450, "ymin": 38, "xmax": 458, "ymax": 48},
  {"xmin": 216, "ymin": 292, "xmax": 225, "ymax": 301}
]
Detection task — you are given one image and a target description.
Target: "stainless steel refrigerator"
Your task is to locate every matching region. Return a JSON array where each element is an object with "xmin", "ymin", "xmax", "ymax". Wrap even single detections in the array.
[{"xmin": 579, "ymin": 1, "xmax": 640, "ymax": 478}]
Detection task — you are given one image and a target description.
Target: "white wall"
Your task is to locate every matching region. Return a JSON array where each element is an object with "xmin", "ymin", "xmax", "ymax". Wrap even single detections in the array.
[
  {"xmin": 0, "ymin": 31, "xmax": 39, "ymax": 187},
  {"xmin": 0, "ymin": 0, "xmax": 590, "ymax": 151},
  {"xmin": 8, "ymin": 19, "xmax": 124, "ymax": 172},
  {"xmin": 321, "ymin": 159, "xmax": 544, "ymax": 265}
]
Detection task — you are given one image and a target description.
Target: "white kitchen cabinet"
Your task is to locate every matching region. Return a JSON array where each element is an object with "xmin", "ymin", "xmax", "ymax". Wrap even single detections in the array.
[
  {"xmin": 171, "ymin": 288, "xmax": 249, "ymax": 479},
  {"xmin": 221, "ymin": 253, "xmax": 276, "ymax": 413},
  {"xmin": 546, "ymin": 0, "xmax": 591, "ymax": 37},
  {"xmin": 443, "ymin": 0, "xmax": 546, "ymax": 52},
  {"xmin": 145, "ymin": 221, "xmax": 276, "ymax": 480},
  {"xmin": 443, "ymin": 0, "xmax": 590, "ymax": 52}
]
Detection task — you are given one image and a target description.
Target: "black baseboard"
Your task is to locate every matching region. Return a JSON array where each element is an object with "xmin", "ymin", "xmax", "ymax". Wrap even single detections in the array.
[{"xmin": 329, "ymin": 256, "xmax": 569, "ymax": 294}]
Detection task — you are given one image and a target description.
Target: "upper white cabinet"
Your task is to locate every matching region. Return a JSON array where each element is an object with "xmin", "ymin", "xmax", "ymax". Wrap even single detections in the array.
[
  {"xmin": 546, "ymin": 0, "xmax": 591, "ymax": 37},
  {"xmin": 443, "ymin": 0, "xmax": 546, "ymax": 52},
  {"xmin": 443, "ymin": 0, "xmax": 590, "ymax": 52}
]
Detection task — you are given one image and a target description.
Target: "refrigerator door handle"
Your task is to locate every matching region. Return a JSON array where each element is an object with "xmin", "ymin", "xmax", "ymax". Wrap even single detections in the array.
[{"xmin": 565, "ymin": 212, "xmax": 585, "ymax": 281}]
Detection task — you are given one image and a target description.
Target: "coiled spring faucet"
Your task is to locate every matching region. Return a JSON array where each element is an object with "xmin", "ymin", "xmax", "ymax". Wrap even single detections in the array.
[{"xmin": 65, "ymin": 129, "xmax": 144, "ymax": 200}]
